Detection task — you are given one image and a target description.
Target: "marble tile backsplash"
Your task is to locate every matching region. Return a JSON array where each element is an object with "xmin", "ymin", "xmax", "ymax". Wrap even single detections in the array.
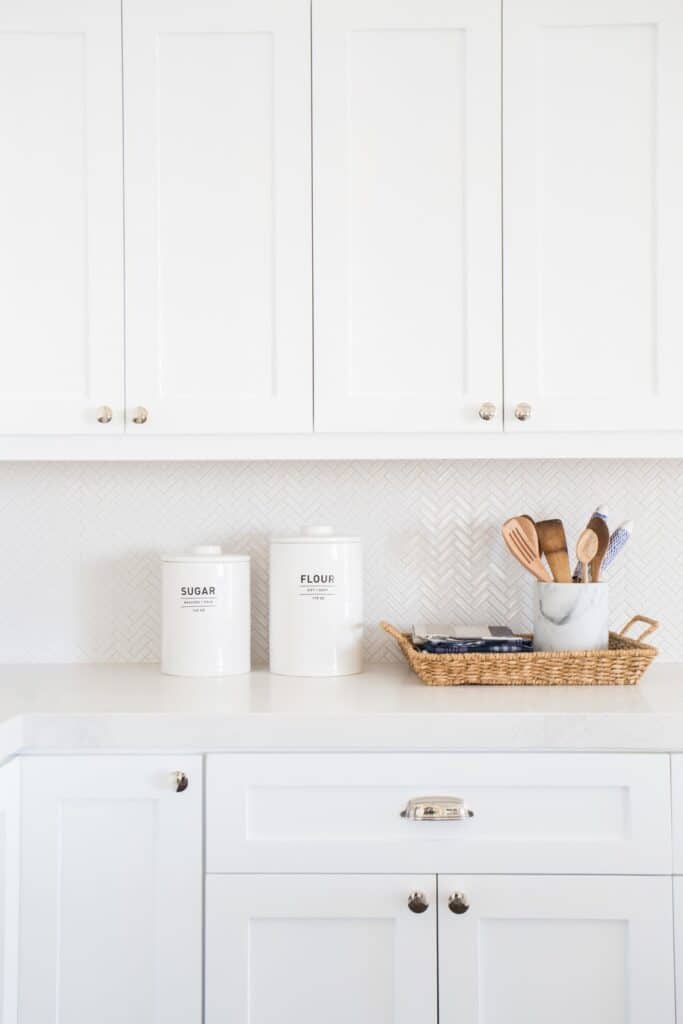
[{"xmin": 0, "ymin": 459, "xmax": 678, "ymax": 663}]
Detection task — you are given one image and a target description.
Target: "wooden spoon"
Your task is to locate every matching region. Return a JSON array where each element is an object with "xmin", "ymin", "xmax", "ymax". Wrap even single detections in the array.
[
  {"xmin": 535, "ymin": 519, "xmax": 571, "ymax": 583},
  {"xmin": 587, "ymin": 514, "xmax": 610, "ymax": 582},
  {"xmin": 502, "ymin": 517, "xmax": 552, "ymax": 582},
  {"xmin": 575, "ymin": 527, "xmax": 599, "ymax": 584}
]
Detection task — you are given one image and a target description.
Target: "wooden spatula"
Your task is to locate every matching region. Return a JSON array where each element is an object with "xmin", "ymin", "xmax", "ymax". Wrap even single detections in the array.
[
  {"xmin": 535, "ymin": 519, "xmax": 571, "ymax": 583},
  {"xmin": 587, "ymin": 514, "xmax": 610, "ymax": 582},
  {"xmin": 502, "ymin": 517, "xmax": 553, "ymax": 582},
  {"xmin": 518, "ymin": 515, "xmax": 539, "ymax": 546},
  {"xmin": 575, "ymin": 527, "xmax": 599, "ymax": 583}
]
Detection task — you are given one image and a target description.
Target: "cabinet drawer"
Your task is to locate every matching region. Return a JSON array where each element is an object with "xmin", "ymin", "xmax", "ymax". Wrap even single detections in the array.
[{"xmin": 207, "ymin": 752, "xmax": 672, "ymax": 874}]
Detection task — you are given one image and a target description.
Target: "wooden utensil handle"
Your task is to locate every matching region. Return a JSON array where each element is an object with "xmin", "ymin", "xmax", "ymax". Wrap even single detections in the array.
[{"xmin": 618, "ymin": 615, "xmax": 659, "ymax": 644}]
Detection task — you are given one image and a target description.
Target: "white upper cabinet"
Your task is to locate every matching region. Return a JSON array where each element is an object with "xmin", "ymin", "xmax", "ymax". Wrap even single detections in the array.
[
  {"xmin": 4, "ymin": 0, "xmax": 683, "ymax": 452},
  {"xmin": 313, "ymin": 0, "xmax": 502, "ymax": 433},
  {"xmin": 123, "ymin": 0, "xmax": 312, "ymax": 435},
  {"xmin": 0, "ymin": 0, "xmax": 124, "ymax": 435},
  {"xmin": 504, "ymin": 0, "xmax": 683, "ymax": 433}
]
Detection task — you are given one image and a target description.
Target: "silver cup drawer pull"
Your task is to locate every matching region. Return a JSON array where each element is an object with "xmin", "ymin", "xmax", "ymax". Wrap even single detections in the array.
[{"xmin": 400, "ymin": 796, "xmax": 473, "ymax": 822}]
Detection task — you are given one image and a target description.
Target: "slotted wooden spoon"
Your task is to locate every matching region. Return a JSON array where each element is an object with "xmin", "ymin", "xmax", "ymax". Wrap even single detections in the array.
[{"xmin": 502, "ymin": 517, "xmax": 553, "ymax": 582}]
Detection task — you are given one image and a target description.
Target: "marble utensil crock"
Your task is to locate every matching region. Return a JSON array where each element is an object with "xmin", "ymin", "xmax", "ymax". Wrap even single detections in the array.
[{"xmin": 533, "ymin": 582, "xmax": 609, "ymax": 652}]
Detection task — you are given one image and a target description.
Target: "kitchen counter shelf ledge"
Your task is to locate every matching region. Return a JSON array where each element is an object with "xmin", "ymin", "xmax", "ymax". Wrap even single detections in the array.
[{"xmin": 0, "ymin": 662, "xmax": 680, "ymax": 759}]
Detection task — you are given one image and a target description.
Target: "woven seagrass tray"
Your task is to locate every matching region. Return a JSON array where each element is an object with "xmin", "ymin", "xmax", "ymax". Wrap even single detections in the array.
[{"xmin": 381, "ymin": 615, "xmax": 659, "ymax": 686}]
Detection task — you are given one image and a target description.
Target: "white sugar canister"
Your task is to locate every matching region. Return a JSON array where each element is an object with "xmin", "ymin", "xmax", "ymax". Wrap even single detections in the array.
[
  {"xmin": 269, "ymin": 525, "xmax": 363, "ymax": 677},
  {"xmin": 161, "ymin": 546, "xmax": 250, "ymax": 676}
]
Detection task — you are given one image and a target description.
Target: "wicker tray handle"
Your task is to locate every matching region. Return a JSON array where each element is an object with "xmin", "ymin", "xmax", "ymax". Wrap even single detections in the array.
[
  {"xmin": 381, "ymin": 621, "xmax": 405, "ymax": 642},
  {"xmin": 380, "ymin": 620, "xmax": 415, "ymax": 657},
  {"xmin": 618, "ymin": 615, "xmax": 659, "ymax": 645}
]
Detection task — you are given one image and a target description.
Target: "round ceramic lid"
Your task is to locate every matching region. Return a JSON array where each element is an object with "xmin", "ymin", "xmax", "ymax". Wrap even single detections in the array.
[
  {"xmin": 161, "ymin": 545, "xmax": 250, "ymax": 563},
  {"xmin": 271, "ymin": 525, "xmax": 361, "ymax": 545}
]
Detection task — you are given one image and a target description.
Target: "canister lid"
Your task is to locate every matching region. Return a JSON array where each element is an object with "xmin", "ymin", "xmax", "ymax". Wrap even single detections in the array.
[
  {"xmin": 271, "ymin": 524, "xmax": 361, "ymax": 544},
  {"xmin": 161, "ymin": 545, "xmax": 250, "ymax": 563}
]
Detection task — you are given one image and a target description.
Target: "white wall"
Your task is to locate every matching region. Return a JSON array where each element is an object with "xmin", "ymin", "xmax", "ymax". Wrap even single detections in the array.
[{"xmin": 0, "ymin": 460, "xmax": 676, "ymax": 663}]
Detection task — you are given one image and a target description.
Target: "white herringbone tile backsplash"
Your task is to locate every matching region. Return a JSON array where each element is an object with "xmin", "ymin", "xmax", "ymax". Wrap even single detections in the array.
[{"xmin": 0, "ymin": 460, "xmax": 679, "ymax": 664}]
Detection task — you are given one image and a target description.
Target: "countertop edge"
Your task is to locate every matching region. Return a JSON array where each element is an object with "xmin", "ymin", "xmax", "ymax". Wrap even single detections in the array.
[{"xmin": 2, "ymin": 709, "xmax": 682, "ymax": 761}]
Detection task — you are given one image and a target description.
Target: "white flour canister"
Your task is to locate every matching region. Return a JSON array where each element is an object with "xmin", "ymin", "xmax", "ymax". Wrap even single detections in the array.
[
  {"xmin": 161, "ymin": 546, "xmax": 250, "ymax": 676},
  {"xmin": 269, "ymin": 526, "xmax": 363, "ymax": 676}
]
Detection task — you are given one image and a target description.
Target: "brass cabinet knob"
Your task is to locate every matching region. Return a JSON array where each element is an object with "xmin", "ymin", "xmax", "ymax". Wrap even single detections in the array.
[
  {"xmin": 448, "ymin": 891, "xmax": 470, "ymax": 915},
  {"xmin": 174, "ymin": 771, "xmax": 189, "ymax": 793},
  {"xmin": 478, "ymin": 402, "xmax": 496, "ymax": 422},
  {"xmin": 97, "ymin": 406, "xmax": 113, "ymax": 424},
  {"xmin": 514, "ymin": 402, "xmax": 532, "ymax": 421},
  {"xmin": 131, "ymin": 406, "xmax": 148, "ymax": 425},
  {"xmin": 408, "ymin": 891, "xmax": 429, "ymax": 914}
]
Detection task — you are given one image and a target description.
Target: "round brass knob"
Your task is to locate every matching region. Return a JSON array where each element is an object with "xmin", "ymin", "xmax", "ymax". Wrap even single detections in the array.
[
  {"xmin": 131, "ymin": 406, "xmax": 148, "ymax": 425},
  {"xmin": 408, "ymin": 891, "xmax": 429, "ymax": 914},
  {"xmin": 174, "ymin": 771, "xmax": 189, "ymax": 793},
  {"xmin": 478, "ymin": 402, "xmax": 496, "ymax": 422},
  {"xmin": 97, "ymin": 406, "xmax": 113, "ymax": 424},
  {"xmin": 514, "ymin": 402, "xmax": 532, "ymax": 422},
  {"xmin": 447, "ymin": 891, "xmax": 470, "ymax": 915}
]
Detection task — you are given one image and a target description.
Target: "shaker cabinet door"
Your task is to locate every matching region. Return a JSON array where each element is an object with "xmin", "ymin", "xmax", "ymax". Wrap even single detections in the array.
[
  {"xmin": 206, "ymin": 875, "xmax": 437, "ymax": 1024},
  {"xmin": 0, "ymin": 761, "xmax": 20, "ymax": 1024},
  {"xmin": 0, "ymin": 0, "xmax": 124, "ymax": 435},
  {"xmin": 18, "ymin": 755, "xmax": 202, "ymax": 1024},
  {"xmin": 438, "ymin": 875, "xmax": 675, "ymax": 1024},
  {"xmin": 503, "ymin": 0, "xmax": 683, "ymax": 432},
  {"xmin": 674, "ymin": 879, "xmax": 683, "ymax": 1024},
  {"xmin": 313, "ymin": 0, "xmax": 502, "ymax": 433},
  {"xmin": 123, "ymin": 0, "xmax": 312, "ymax": 435}
]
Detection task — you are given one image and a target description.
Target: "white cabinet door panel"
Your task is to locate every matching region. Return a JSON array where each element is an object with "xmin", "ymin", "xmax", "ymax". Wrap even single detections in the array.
[
  {"xmin": 18, "ymin": 755, "xmax": 202, "ymax": 1024},
  {"xmin": 0, "ymin": 0, "xmax": 123, "ymax": 434},
  {"xmin": 439, "ymin": 875, "xmax": 675, "ymax": 1023},
  {"xmin": 313, "ymin": 0, "xmax": 501, "ymax": 433},
  {"xmin": 504, "ymin": 0, "xmax": 683, "ymax": 432},
  {"xmin": 206, "ymin": 875, "xmax": 436, "ymax": 1024},
  {"xmin": 669, "ymin": 754, "xmax": 683, "ymax": 873},
  {"xmin": 674, "ymin": 878, "xmax": 683, "ymax": 1023},
  {"xmin": 124, "ymin": 0, "xmax": 312, "ymax": 435},
  {"xmin": 0, "ymin": 761, "xmax": 19, "ymax": 1024}
]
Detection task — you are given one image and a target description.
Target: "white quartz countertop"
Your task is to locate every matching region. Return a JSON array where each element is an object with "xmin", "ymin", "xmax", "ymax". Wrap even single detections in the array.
[{"xmin": 0, "ymin": 661, "xmax": 681, "ymax": 759}]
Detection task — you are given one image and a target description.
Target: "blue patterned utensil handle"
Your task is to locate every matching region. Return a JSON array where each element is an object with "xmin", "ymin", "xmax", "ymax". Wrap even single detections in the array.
[{"xmin": 602, "ymin": 520, "xmax": 633, "ymax": 572}]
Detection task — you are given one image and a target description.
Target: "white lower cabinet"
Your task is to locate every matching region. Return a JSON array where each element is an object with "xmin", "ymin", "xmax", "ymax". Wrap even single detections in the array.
[
  {"xmin": 439, "ymin": 875, "xmax": 675, "ymax": 1024},
  {"xmin": 18, "ymin": 755, "xmax": 202, "ymax": 1024},
  {"xmin": 675, "ymin": 879, "xmax": 683, "ymax": 1024},
  {"xmin": 205, "ymin": 873, "xmax": 675, "ymax": 1024},
  {"xmin": 3, "ymin": 750, "xmax": 680, "ymax": 1023},
  {"xmin": 205, "ymin": 875, "xmax": 437, "ymax": 1024},
  {"xmin": 204, "ymin": 750, "xmax": 678, "ymax": 1023},
  {"xmin": 0, "ymin": 761, "xmax": 20, "ymax": 1023}
]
